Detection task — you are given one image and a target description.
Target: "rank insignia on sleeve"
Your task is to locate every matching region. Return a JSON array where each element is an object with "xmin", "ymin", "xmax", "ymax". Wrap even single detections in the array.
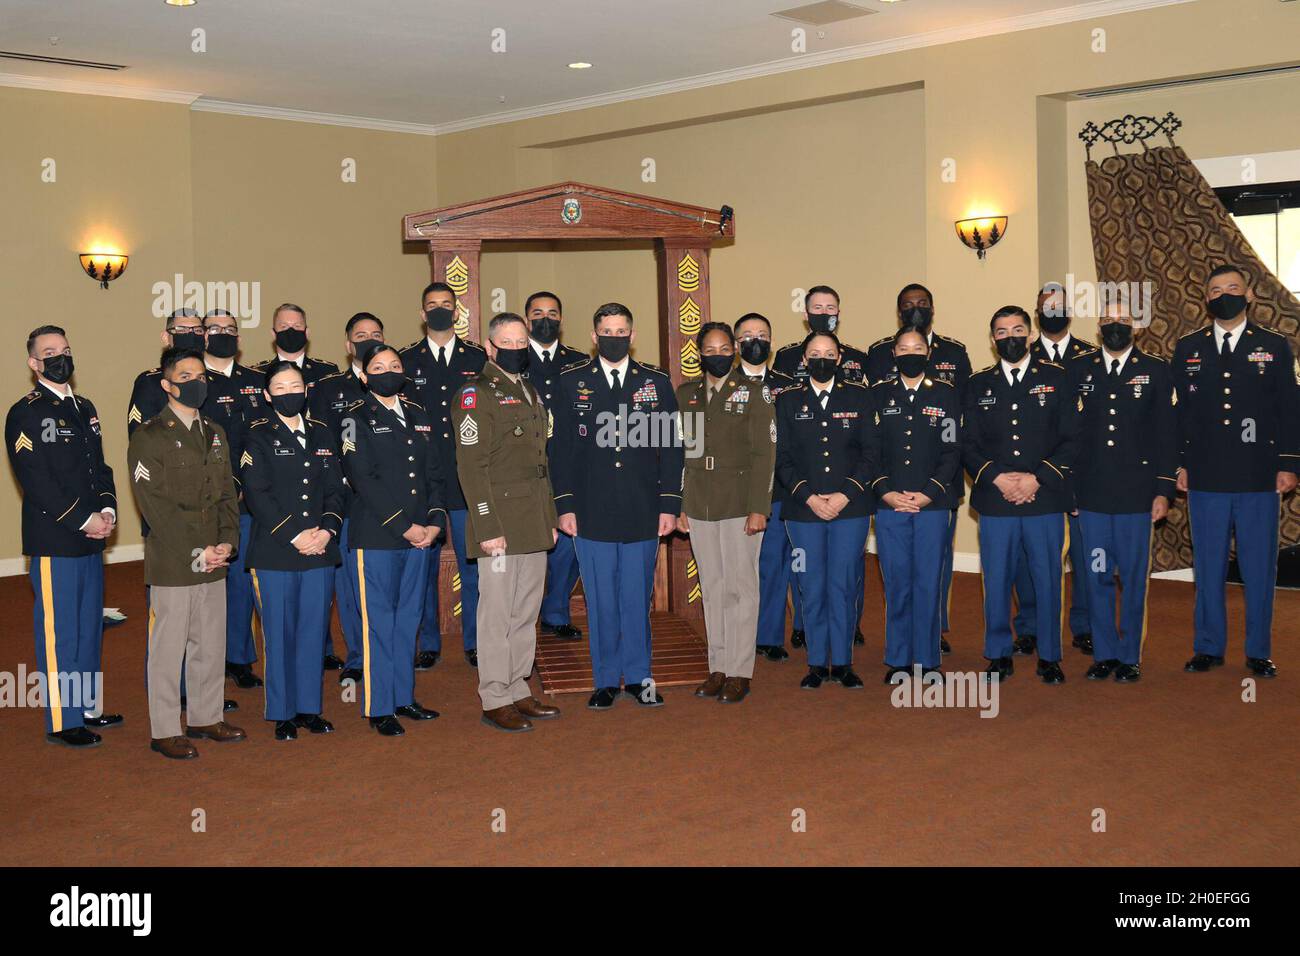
[
  {"xmin": 239, "ymin": 450, "xmax": 253, "ymax": 468},
  {"xmin": 770, "ymin": 419, "xmax": 777, "ymax": 444},
  {"xmin": 341, "ymin": 438, "xmax": 356, "ymax": 454},
  {"xmin": 128, "ymin": 405, "xmax": 142, "ymax": 424},
  {"xmin": 13, "ymin": 432, "xmax": 33, "ymax": 453},
  {"xmin": 547, "ymin": 409, "xmax": 554, "ymax": 439},
  {"xmin": 133, "ymin": 461, "xmax": 151, "ymax": 482},
  {"xmin": 459, "ymin": 415, "xmax": 479, "ymax": 445}
]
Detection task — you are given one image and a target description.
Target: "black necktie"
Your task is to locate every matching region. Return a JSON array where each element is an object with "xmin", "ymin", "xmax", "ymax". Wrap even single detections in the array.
[
  {"xmin": 610, "ymin": 368, "xmax": 621, "ymax": 396},
  {"xmin": 1051, "ymin": 344, "xmax": 1060, "ymax": 363},
  {"xmin": 1010, "ymin": 367, "xmax": 1021, "ymax": 387},
  {"xmin": 1109, "ymin": 359, "xmax": 1120, "ymax": 380},
  {"xmin": 437, "ymin": 345, "xmax": 447, "ymax": 368},
  {"xmin": 818, "ymin": 390, "xmax": 829, "ymax": 409},
  {"xmin": 1220, "ymin": 332, "xmax": 1232, "ymax": 358},
  {"xmin": 293, "ymin": 428, "xmax": 307, "ymax": 449}
]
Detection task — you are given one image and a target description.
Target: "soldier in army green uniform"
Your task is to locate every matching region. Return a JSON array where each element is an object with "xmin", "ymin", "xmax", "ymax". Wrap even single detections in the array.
[
  {"xmin": 128, "ymin": 347, "xmax": 245, "ymax": 760},
  {"xmin": 676, "ymin": 322, "xmax": 777, "ymax": 704},
  {"xmin": 452, "ymin": 314, "xmax": 561, "ymax": 733}
]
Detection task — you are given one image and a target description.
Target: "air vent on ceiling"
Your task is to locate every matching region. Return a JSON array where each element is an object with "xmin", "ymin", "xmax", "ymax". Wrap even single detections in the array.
[
  {"xmin": 0, "ymin": 51, "xmax": 127, "ymax": 71},
  {"xmin": 770, "ymin": 1, "xmax": 877, "ymax": 27},
  {"xmin": 1076, "ymin": 63, "xmax": 1300, "ymax": 98}
]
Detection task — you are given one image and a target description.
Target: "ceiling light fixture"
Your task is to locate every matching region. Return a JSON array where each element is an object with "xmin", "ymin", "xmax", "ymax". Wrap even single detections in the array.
[
  {"xmin": 568, "ymin": 62, "xmax": 592, "ymax": 70},
  {"xmin": 164, "ymin": 0, "xmax": 197, "ymax": 7}
]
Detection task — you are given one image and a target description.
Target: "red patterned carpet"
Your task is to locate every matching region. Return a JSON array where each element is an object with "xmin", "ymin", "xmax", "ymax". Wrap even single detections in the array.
[{"xmin": 0, "ymin": 559, "xmax": 1295, "ymax": 866}]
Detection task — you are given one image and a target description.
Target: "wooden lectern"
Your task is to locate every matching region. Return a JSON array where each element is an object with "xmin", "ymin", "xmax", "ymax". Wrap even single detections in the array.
[{"xmin": 402, "ymin": 183, "xmax": 736, "ymax": 689}]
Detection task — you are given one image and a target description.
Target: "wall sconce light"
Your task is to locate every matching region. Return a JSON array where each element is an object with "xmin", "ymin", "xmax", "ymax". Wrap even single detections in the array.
[
  {"xmin": 955, "ymin": 216, "xmax": 1008, "ymax": 260},
  {"xmin": 79, "ymin": 252, "xmax": 129, "ymax": 289}
]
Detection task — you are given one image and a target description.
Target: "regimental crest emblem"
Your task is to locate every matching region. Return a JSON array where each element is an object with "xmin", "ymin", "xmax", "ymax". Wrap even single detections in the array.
[{"xmin": 561, "ymin": 198, "xmax": 582, "ymax": 224}]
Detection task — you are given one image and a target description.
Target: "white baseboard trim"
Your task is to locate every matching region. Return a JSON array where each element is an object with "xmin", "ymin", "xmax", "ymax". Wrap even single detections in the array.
[{"xmin": 0, "ymin": 544, "xmax": 143, "ymax": 579}]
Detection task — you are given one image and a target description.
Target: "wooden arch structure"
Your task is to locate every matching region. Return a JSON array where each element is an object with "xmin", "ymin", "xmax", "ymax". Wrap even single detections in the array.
[{"xmin": 403, "ymin": 182, "xmax": 737, "ymax": 690}]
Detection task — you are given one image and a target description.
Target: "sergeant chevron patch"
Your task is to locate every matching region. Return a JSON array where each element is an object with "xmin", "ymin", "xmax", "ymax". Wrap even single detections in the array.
[
  {"xmin": 341, "ymin": 438, "xmax": 356, "ymax": 454},
  {"xmin": 133, "ymin": 461, "xmax": 151, "ymax": 482},
  {"xmin": 458, "ymin": 415, "xmax": 479, "ymax": 445},
  {"xmin": 128, "ymin": 405, "xmax": 142, "ymax": 424},
  {"xmin": 239, "ymin": 450, "xmax": 253, "ymax": 468},
  {"xmin": 12, "ymin": 431, "xmax": 32, "ymax": 453}
]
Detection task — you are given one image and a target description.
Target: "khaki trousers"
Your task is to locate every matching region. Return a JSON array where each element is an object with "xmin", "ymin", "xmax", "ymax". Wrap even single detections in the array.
[
  {"xmin": 476, "ymin": 551, "xmax": 546, "ymax": 710},
  {"xmin": 147, "ymin": 581, "xmax": 227, "ymax": 738},
  {"xmin": 690, "ymin": 516, "xmax": 761, "ymax": 679}
]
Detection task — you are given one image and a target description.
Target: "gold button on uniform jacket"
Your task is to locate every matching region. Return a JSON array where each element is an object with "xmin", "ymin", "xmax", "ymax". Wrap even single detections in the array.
[{"xmin": 452, "ymin": 363, "xmax": 558, "ymax": 556}]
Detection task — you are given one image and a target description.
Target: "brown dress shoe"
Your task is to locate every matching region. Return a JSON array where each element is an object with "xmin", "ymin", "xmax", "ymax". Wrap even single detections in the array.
[
  {"xmin": 185, "ymin": 721, "xmax": 247, "ymax": 742},
  {"xmin": 151, "ymin": 736, "xmax": 198, "ymax": 760},
  {"xmin": 695, "ymin": 671, "xmax": 727, "ymax": 698},
  {"xmin": 718, "ymin": 676, "xmax": 751, "ymax": 703},
  {"xmin": 514, "ymin": 696, "xmax": 561, "ymax": 720},
  {"xmin": 481, "ymin": 705, "xmax": 533, "ymax": 733}
]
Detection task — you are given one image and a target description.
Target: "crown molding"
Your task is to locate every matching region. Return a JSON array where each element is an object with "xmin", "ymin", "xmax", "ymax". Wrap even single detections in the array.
[
  {"xmin": 0, "ymin": 70, "xmax": 199, "ymax": 104},
  {"xmin": 0, "ymin": 0, "xmax": 1194, "ymax": 136}
]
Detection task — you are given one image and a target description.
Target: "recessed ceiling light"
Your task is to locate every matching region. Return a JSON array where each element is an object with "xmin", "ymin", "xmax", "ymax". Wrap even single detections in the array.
[
  {"xmin": 568, "ymin": 62, "xmax": 592, "ymax": 70},
  {"xmin": 164, "ymin": 0, "xmax": 197, "ymax": 7}
]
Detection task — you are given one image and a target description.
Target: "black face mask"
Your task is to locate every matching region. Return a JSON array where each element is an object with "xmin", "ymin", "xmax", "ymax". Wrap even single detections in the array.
[
  {"xmin": 1208, "ymin": 293, "xmax": 1248, "ymax": 322},
  {"xmin": 42, "ymin": 353, "xmax": 74, "ymax": 385},
  {"xmin": 1099, "ymin": 322, "xmax": 1133, "ymax": 352},
  {"xmin": 596, "ymin": 335, "xmax": 631, "ymax": 363},
  {"xmin": 806, "ymin": 357, "xmax": 838, "ymax": 383},
  {"xmin": 1036, "ymin": 309, "xmax": 1070, "ymax": 336},
  {"xmin": 275, "ymin": 328, "xmax": 307, "ymax": 354},
  {"xmin": 494, "ymin": 347, "xmax": 530, "ymax": 375},
  {"xmin": 205, "ymin": 333, "xmax": 239, "ymax": 359},
  {"xmin": 269, "ymin": 392, "xmax": 306, "ymax": 418},
  {"xmin": 900, "ymin": 306, "xmax": 933, "ymax": 333},
  {"xmin": 738, "ymin": 338, "xmax": 771, "ymax": 366},
  {"xmin": 995, "ymin": 335, "xmax": 1029, "ymax": 363},
  {"xmin": 366, "ymin": 371, "xmax": 406, "ymax": 398},
  {"xmin": 171, "ymin": 331, "xmax": 205, "ymax": 352},
  {"xmin": 425, "ymin": 307, "xmax": 456, "ymax": 332},
  {"xmin": 530, "ymin": 318, "xmax": 560, "ymax": 345},
  {"xmin": 169, "ymin": 378, "xmax": 208, "ymax": 410},
  {"xmin": 807, "ymin": 312, "xmax": 839, "ymax": 335},
  {"xmin": 895, "ymin": 353, "xmax": 928, "ymax": 379},
  {"xmin": 702, "ymin": 354, "xmax": 734, "ymax": 379}
]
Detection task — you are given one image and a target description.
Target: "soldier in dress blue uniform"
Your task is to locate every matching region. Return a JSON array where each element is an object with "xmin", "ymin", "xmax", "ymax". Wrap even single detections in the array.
[
  {"xmin": 309, "ymin": 312, "xmax": 384, "ymax": 686},
  {"xmin": 865, "ymin": 284, "xmax": 972, "ymax": 655},
  {"xmin": 551, "ymin": 303, "xmax": 684, "ymax": 710},
  {"xmin": 249, "ymin": 302, "xmax": 341, "ymax": 392},
  {"xmin": 241, "ymin": 362, "xmax": 346, "ymax": 739},
  {"xmin": 6, "ymin": 326, "xmax": 120, "ymax": 747},
  {"xmin": 963, "ymin": 306, "xmax": 1079, "ymax": 684},
  {"xmin": 1068, "ymin": 301, "xmax": 1176, "ymax": 683},
  {"xmin": 399, "ymin": 282, "xmax": 487, "ymax": 669},
  {"xmin": 200, "ymin": 309, "xmax": 270, "ymax": 692},
  {"xmin": 735, "ymin": 313, "xmax": 804, "ymax": 662},
  {"xmin": 1011, "ymin": 284, "xmax": 1095, "ymax": 657},
  {"xmin": 341, "ymin": 343, "xmax": 446, "ymax": 735},
  {"xmin": 1173, "ymin": 264, "xmax": 1299, "ymax": 678},
  {"xmin": 774, "ymin": 332, "xmax": 879, "ymax": 690},
  {"xmin": 869, "ymin": 328, "xmax": 962, "ymax": 683},
  {"xmin": 521, "ymin": 291, "xmax": 589, "ymax": 641}
]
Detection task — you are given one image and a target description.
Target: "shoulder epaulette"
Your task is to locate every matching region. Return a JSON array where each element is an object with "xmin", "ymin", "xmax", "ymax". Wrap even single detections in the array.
[
  {"xmin": 460, "ymin": 338, "xmax": 486, "ymax": 352},
  {"xmin": 1039, "ymin": 360, "xmax": 1064, "ymax": 370},
  {"xmin": 636, "ymin": 361, "xmax": 667, "ymax": 375},
  {"xmin": 317, "ymin": 369, "xmax": 347, "ymax": 383},
  {"xmin": 312, "ymin": 358, "xmax": 340, "ymax": 370},
  {"xmin": 870, "ymin": 335, "xmax": 894, "ymax": 349},
  {"xmin": 930, "ymin": 377, "xmax": 954, "ymax": 387},
  {"xmin": 399, "ymin": 395, "xmax": 424, "ymax": 411},
  {"xmin": 24, "ymin": 389, "xmax": 41, "ymax": 403},
  {"xmin": 305, "ymin": 415, "xmax": 327, "ymax": 428},
  {"xmin": 400, "ymin": 339, "xmax": 423, "ymax": 352},
  {"xmin": 840, "ymin": 378, "xmax": 867, "ymax": 388},
  {"xmin": 1178, "ymin": 326, "xmax": 1212, "ymax": 340},
  {"xmin": 972, "ymin": 363, "xmax": 998, "ymax": 376},
  {"xmin": 345, "ymin": 399, "xmax": 365, "ymax": 411},
  {"xmin": 559, "ymin": 357, "xmax": 589, "ymax": 373},
  {"xmin": 247, "ymin": 417, "xmax": 269, "ymax": 428}
]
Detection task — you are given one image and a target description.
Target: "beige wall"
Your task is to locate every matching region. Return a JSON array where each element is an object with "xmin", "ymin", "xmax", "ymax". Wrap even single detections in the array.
[{"xmin": 4, "ymin": 0, "xmax": 1300, "ymax": 566}]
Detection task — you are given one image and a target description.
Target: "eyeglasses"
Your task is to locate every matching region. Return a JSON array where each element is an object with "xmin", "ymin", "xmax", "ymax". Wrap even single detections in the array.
[
  {"xmin": 205, "ymin": 327, "xmax": 238, "ymax": 336},
  {"xmin": 169, "ymin": 325, "xmax": 204, "ymax": 336}
]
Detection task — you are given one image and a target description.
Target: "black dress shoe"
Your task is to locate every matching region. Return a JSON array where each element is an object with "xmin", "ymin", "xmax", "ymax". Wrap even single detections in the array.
[
  {"xmin": 1072, "ymin": 634, "xmax": 1094, "ymax": 655},
  {"xmin": 853, "ymin": 629, "xmax": 866, "ymax": 646},
  {"xmin": 274, "ymin": 720, "xmax": 298, "ymax": 741},
  {"xmin": 1037, "ymin": 660, "xmax": 1066, "ymax": 684},
  {"xmin": 1246, "ymin": 657, "xmax": 1278, "ymax": 678},
  {"xmin": 322, "ymin": 654, "xmax": 344, "ymax": 671},
  {"xmin": 622, "ymin": 683, "xmax": 665, "ymax": 707},
  {"xmin": 395, "ymin": 701, "xmax": 440, "ymax": 720},
  {"xmin": 587, "ymin": 687, "xmax": 619, "ymax": 709},
  {"xmin": 1013, "ymin": 634, "xmax": 1037, "ymax": 656},
  {"xmin": 800, "ymin": 666, "xmax": 829, "ymax": 689},
  {"xmin": 884, "ymin": 666, "xmax": 910, "ymax": 684},
  {"xmin": 225, "ymin": 661, "xmax": 263, "ymax": 688},
  {"xmin": 465, "ymin": 649, "xmax": 479, "ymax": 668},
  {"xmin": 1085, "ymin": 660, "xmax": 1118, "ymax": 681},
  {"xmin": 1113, "ymin": 663, "xmax": 1141, "ymax": 683},
  {"xmin": 757, "ymin": 645, "xmax": 789, "ymax": 663},
  {"xmin": 541, "ymin": 622, "xmax": 583, "ymax": 639},
  {"xmin": 223, "ymin": 699, "xmax": 239, "ymax": 712},
  {"xmin": 940, "ymin": 637, "xmax": 952, "ymax": 655},
  {"xmin": 46, "ymin": 727, "xmax": 102, "ymax": 748},
  {"xmin": 985, "ymin": 657, "xmax": 1014, "ymax": 681},
  {"xmin": 369, "ymin": 715, "xmax": 404, "ymax": 736},
  {"xmin": 82, "ymin": 713, "xmax": 123, "ymax": 728},
  {"xmin": 414, "ymin": 650, "xmax": 440, "ymax": 671},
  {"xmin": 1184, "ymin": 653, "xmax": 1225, "ymax": 673},
  {"xmin": 790, "ymin": 629, "xmax": 806, "ymax": 649},
  {"xmin": 338, "ymin": 667, "xmax": 363, "ymax": 685},
  {"xmin": 293, "ymin": 713, "xmax": 334, "ymax": 734},
  {"xmin": 830, "ymin": 665, "xmax": 864, "ymax": 689}
]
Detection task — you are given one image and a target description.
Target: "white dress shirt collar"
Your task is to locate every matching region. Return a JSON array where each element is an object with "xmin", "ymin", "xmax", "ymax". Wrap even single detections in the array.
[
  {"xmin": 1041, "ymin": 331, "xmax": 1072, "ymax": 360},
  {"xmin": 1001, "ymin": 355, "xmax": 1031, "ymax": 387},
  {"xmin": 599, "ymin": 356, "xmax": 630, "ymax": 389},
  {"xmin": 205, "ymin": 356, "xmax": 235, "ymax": 376},
  {"xmin": 1213, "ymin": 319, "xmax": 1246, "ymax": 353},
  {"xmin": 1102, "ymin": 346, "xmax": 1134, "ymax": 375},
  {"xmin": 529, "ymin": 339, "xmax": 556, "ymax": 364},
  {"xmin": 39, "ymin": 379, "xmax": 75, "ymax": 403},
  {"xmin": 277, "ymin": 352, "xmax": 305, "ymax": 368}
]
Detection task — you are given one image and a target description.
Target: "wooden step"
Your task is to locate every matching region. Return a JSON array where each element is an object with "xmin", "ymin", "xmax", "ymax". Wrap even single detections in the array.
[{"xmin": 535, "ymin": 612, "xmax": 709, "ymax": 694}]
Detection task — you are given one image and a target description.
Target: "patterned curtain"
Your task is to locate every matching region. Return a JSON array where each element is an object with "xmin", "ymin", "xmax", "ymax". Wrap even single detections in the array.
[{"xmin": 1083, "ymin": 118, "xmax": 1300, "ymax": 571}]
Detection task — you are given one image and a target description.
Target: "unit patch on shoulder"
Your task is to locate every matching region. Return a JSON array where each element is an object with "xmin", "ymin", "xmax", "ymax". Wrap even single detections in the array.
[{"xmin": 461, "ymin": 388, "xmax": 477, "ymax": 409}]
